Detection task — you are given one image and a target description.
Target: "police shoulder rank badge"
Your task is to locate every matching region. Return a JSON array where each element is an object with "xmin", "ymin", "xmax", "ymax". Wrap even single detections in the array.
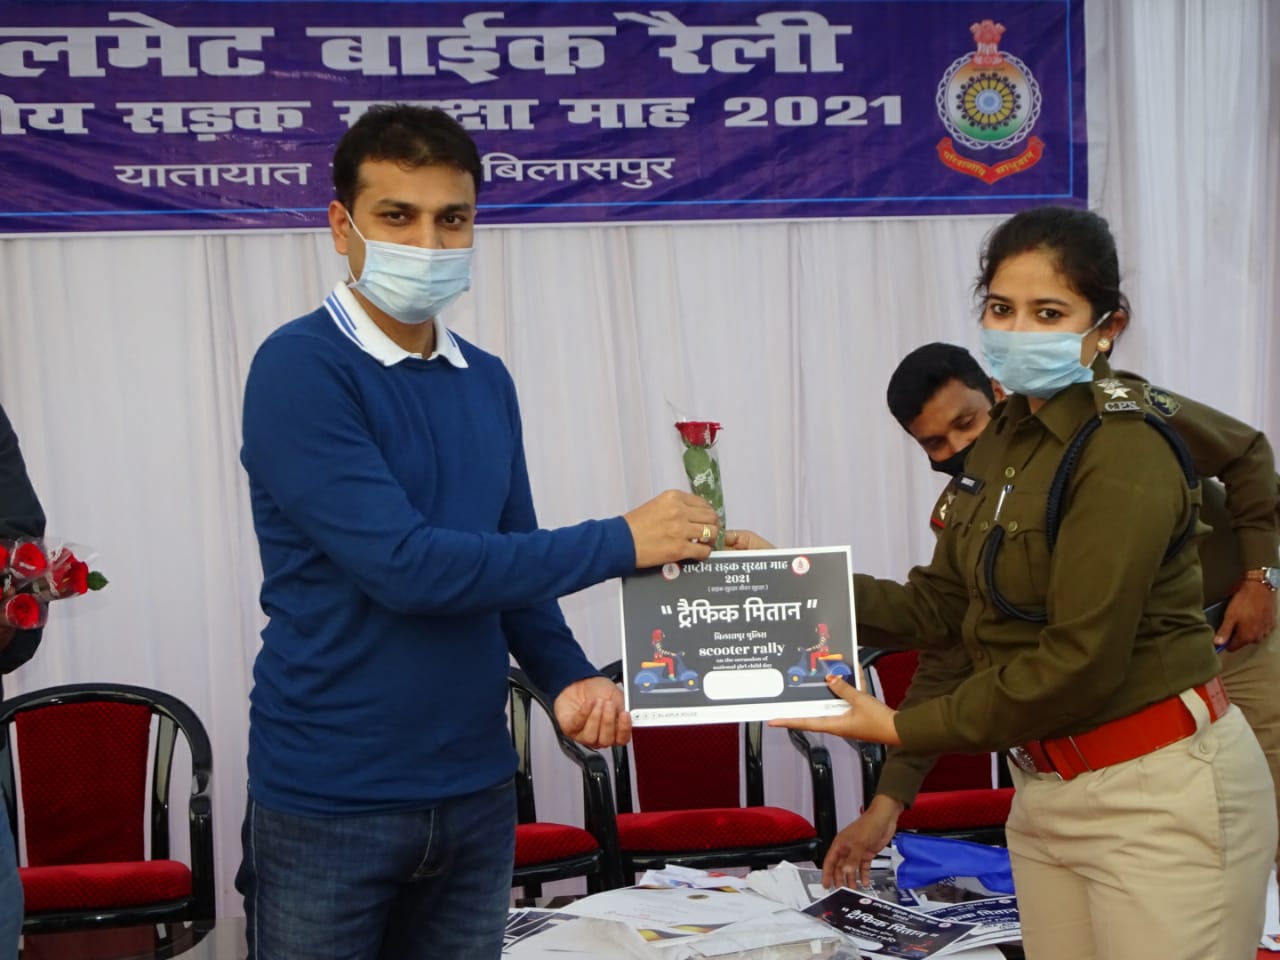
[
  {"xmin": 931, "ymin": 489, "xmax": 957, "ymax": 529},
  {"xmin": 1093, "ymin": 378, "xmax": 1131, "ymax": 400}
]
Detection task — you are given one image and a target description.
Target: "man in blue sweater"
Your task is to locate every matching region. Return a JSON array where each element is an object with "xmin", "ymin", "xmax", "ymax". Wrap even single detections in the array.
[{"xmin": 237, "ymin": 105, "xmax": 719, "ymax": 960}]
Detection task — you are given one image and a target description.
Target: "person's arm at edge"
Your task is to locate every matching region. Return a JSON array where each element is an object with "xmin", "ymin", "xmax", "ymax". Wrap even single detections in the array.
[
  {"xmin": 0, "ymin": 403, "xmax": 47, "ymax": 671},
  {"xmin": 1140, "ymin": 379, "xmax": 1279, "ymax": 649}
]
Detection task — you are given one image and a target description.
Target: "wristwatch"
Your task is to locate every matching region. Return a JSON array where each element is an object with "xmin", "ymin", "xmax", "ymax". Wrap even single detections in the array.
[{"xmin": 1243, "ymin": 567, "xmax": 1280, "ymax": 591}]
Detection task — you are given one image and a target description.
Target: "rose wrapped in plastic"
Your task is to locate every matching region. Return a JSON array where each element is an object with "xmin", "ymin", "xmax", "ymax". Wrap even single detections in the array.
[
  {"xmin": 1, "ymin": 593, "xmax": 45, "ymax": 630},
  {"xmin": 0, "ymin": 538, "xmax": 107, "ymax": 629},
  {"xmin": 8, "ymin": 540, "xmax": 48, "ymax": 579},
  {"xmin": 675, "ymin": 420, "xmax": 726, "ymax": 549}
]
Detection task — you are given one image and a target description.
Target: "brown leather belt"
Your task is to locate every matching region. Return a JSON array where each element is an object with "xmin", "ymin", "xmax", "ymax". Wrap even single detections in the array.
[{"xmin": 1008, "ymin": 677, "xmax": 1230, "ymax": 781}]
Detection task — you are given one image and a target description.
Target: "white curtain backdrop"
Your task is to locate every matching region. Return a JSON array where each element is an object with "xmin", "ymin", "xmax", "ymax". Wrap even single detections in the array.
[{"xmin": 0, "ymin": 0, "xmax": 1275, "ymax": 913}]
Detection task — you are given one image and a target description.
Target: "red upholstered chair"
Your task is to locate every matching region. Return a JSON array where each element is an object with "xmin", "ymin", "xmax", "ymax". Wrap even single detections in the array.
[
  {"xmin": 0, "ymin": 683, "xmax": 215, "ymax": 932},
  {"xmin": 509, "ymin": 668, "xmax": 624, "ymax": 897},
  {"xmin": 601, "ymin": 660, "xmax": 837, "ymax": 877},
  {"xmin": 858, "ymin": 648, "xmax": 1012, "ymax": 844}
]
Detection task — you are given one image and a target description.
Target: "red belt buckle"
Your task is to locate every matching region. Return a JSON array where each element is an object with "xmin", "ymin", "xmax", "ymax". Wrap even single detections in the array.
[
  {"xmin": 1007, "ymin": 745, "xmax": 1041, "ymax": 776},
  {"xmin": 1008, "ymin": 741, "xmax": 1061, "ymax": 779}
]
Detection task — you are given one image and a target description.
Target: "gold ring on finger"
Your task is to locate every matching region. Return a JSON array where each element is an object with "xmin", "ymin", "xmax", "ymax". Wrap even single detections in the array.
[{"xmin": 701, "ymin": 525, "xmax": 712, "ymax": 543}]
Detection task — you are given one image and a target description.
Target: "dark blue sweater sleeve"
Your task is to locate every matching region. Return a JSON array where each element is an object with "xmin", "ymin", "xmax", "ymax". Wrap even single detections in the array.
[
  {"xmin": 241, "ymin": 332, "xmax": 636, "ymax": 617},
  {"xmin": 0, "ymin": 403, "xmax": 46, "ymax": 672}
]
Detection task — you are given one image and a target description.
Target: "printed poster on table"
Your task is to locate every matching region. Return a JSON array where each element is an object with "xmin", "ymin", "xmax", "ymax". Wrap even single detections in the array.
[
  {"xmin": 0, "ymin": 1, "xmax": 1085, "ymax": 234},
  {"xmin": 619, "ymin": 546, "xmax": 856, "ymax": 726},
  {"xmin": 803, "ymin": 890, "xmax": 975, "ymax": 958}
]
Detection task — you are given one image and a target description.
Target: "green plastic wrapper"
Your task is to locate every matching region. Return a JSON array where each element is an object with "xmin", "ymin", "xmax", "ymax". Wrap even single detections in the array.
[{"xmin": 675, "ymin": 420, "xmax": 725, "ymax": 549}]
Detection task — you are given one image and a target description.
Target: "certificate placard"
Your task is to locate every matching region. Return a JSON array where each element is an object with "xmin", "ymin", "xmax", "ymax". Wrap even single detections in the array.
[{"xmin": 619, "ymin": 546, "xmax": 857, "ymax": 726}]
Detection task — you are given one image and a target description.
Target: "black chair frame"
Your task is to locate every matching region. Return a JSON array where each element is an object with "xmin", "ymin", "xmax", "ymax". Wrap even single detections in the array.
[
  {"xmin": 508, "ymin": 668, "xmax": 624, "ymax": 896},
  {"xmin": 0, "ymin": 682, "xmax": 215, "ymax": 932},
  {"xmin": 602, "ymin": 660, "xmax": 837, "ymax": 874}
]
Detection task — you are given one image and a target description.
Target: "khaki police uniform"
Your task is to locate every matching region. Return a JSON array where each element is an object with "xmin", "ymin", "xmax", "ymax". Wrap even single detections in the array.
[
  {"xmin": 854, "ymin": 366, "xmax": 1277, "ymax": 960},
  {"xmin": 873, "ymin": 360, "xmax": 1280, "ymax": 883}
]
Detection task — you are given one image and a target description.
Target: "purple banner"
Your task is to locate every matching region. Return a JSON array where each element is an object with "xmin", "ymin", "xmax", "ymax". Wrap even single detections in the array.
[{"xmin": 0, "ymin": 1, "xmax": 1084, "ymax": 233}]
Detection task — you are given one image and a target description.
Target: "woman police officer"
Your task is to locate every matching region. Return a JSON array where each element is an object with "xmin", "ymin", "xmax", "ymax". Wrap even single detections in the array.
[{"xmin": 737, "ymin": 206, "xmax": 1277, "ymax": 959}]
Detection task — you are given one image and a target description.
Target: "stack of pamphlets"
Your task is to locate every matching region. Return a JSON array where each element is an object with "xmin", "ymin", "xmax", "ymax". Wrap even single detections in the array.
[
  {"xmin": 803, "ymin": 888, "xmax": 977, "ymax": 957},
  {"xmin": 774, "ymin": 856, "xmax": 1022, "ymax": 957}
]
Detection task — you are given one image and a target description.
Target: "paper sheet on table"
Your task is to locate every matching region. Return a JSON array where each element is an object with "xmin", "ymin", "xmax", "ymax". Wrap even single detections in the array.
[
  {"xmin": 647, "ymin": 908, "xmax": 854, "ymax": 958},
  {"xmin": 562, "ymin": 886, "xmax": 774, "ymax": 941},
  {"xmin": 503, "ymin": 914, "xmax": 652, "ymax": 959},
  {"xmin": 505, "ymin": 909, "xmax": 577, "ymax": 950},
  {"xmin": 742, "ymin": 861, "xmax": 815, "ymax": 910},
  {"xmin": 639, "ymin": 864, "xmax": 752, "ymax": 890}
]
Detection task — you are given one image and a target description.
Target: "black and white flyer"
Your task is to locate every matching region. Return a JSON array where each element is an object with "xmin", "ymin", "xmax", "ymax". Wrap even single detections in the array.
[
  {"xmin": 802, "ymin": 889, "xmax": 975, "ymax": 957},
  {"xmin": 619, "ymin": 547, "xmax": 856, "ymax": 726},
  {"xmin": 927, "ymin": 897, "xmax": 1021, "ymax": 951}
]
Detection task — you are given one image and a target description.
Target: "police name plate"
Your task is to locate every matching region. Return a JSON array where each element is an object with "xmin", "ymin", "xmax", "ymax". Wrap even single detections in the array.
[{"xmin": 619, "ymin": 546, "xmax": 857, "ymax": 726}]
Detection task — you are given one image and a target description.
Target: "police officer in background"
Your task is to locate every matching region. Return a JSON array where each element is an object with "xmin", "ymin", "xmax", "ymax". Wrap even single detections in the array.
[
  {"xmin": 0, "ymin": 402, "xmax": 47, "ymax": 959},
  {"xmin": 819, "ymin": 341, "xmax": 1280, "ymax": 896}
]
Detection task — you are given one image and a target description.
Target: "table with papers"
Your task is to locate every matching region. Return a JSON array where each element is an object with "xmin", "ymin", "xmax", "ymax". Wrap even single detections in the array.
[{"xmin": 504, "ymin": 858, "xmax": 1024, "ymax": 960}]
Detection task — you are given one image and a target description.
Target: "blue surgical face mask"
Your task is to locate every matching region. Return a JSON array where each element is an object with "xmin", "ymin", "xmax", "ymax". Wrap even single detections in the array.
[
  {"xmin": 345, "ymin": 212, "xmax": 472, "ymax": 325},
  {"xmin": 980, "ymin": 311, "xmax": 1111, "ymax": 400}
]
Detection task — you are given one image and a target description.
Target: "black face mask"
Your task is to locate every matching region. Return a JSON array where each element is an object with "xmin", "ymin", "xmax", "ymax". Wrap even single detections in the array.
[{"xmin": 929, "ymin": 444, "xmax": 971, "ymax": 477}]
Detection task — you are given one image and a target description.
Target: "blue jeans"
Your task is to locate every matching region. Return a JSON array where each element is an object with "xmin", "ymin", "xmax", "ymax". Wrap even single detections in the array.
[
  {"xmin": 235, "ymin": 780, "xmax": 516, "ymax": 960},
  {"xmin": 0, "ymin": 821, "xmax": 20, "ymax": 960}
]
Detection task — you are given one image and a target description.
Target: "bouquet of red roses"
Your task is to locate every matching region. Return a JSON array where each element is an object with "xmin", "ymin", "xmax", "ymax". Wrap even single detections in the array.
[{"xmin": 0, "ymin": 538, "xmax": 108, "ymax": 630}]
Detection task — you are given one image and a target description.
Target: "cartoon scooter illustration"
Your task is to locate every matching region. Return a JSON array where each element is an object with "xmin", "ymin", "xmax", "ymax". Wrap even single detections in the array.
[
  {"xmin": 786, "ymin": 623, "xmax": 852, "ymax": 685},
  {"xmin": 634, "ymin": 629, "xmax": 700, "ymax": 692}
]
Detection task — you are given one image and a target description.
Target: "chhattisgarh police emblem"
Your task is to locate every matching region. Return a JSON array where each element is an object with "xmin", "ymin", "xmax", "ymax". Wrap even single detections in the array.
[
  {"xmin": 1143, "ymin": 383, "xmax": 1182, "ymax": 417},
  {"xmin": 936, "ymin": 19, "xmax": 1044, "ymax": 183}
]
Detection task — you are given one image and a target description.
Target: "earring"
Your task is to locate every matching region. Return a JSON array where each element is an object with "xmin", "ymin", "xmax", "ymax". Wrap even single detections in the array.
[{"xmin": 1098, "ymin": 337, "xmax": 1111, "ymax": 349}]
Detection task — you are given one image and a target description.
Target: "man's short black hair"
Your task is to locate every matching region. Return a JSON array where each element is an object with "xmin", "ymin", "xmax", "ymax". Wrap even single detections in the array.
[
  {"xmin": 886, "ymin": 343, "xmax": 995, "ymax": 430},
  {"xmin": 332, "ymin": 104, "xmax": 482, "ymax": 212}
]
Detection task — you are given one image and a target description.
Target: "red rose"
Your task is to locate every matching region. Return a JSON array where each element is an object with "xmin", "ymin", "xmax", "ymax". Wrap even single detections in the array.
[
  {"xmin": 51, "ymin": 559, "xmax": 88, "ymax": 596},
  {"xmin": 674, "ymin": 421, "xmax": 721, "ymax": 447},
  {"xmin": 11, "ymin": 542, "xmax": 47, "ymax": 578},
  {"xmin": 2, "ymin": 593, "xmax": 43, "ymax": 630},
  {"xmin": 0, "ymin": 544, "xmax": 8, "ymax": 569},
  {"xmin": 67, "ymin": 560, "xmax": 89, "ymax": 596},
  {"xmin": 48, "ymin": 551, "xmax": 90, "ymax": 597}
]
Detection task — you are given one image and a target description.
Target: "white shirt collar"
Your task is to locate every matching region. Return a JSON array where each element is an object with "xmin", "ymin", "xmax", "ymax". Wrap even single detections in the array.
[{"xmin": 323, "ymin": 283, "xmax": 469, "ymax": 369}]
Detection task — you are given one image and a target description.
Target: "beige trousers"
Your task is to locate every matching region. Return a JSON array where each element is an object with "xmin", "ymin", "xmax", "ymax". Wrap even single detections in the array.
[
  {"xmin": 1005, "ymin": 696, "xmax": 1277, "ymax": 960},
  {"xmin": 1220, "ymin": 620, "xmax": 1280, "ymax": 868}
]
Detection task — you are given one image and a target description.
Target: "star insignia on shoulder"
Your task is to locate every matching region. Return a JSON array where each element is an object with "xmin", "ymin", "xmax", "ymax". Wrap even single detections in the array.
[
  {"xmin": 1094, "ymin": 378, "xmax": 1131, "ymax": 399},
  {"xmin": 940, "ymin": 491, "xmax": 955, "ymax": 519}
]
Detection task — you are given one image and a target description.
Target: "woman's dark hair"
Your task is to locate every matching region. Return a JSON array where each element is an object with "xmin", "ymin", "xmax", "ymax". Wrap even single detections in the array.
[
  {"xmin": 332, "ymin": 104, "xmax": 483, "ymax": 212},
  {"xmin": 976, "ymin": 206, "xmax": 1131, "ymax": 323}
]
